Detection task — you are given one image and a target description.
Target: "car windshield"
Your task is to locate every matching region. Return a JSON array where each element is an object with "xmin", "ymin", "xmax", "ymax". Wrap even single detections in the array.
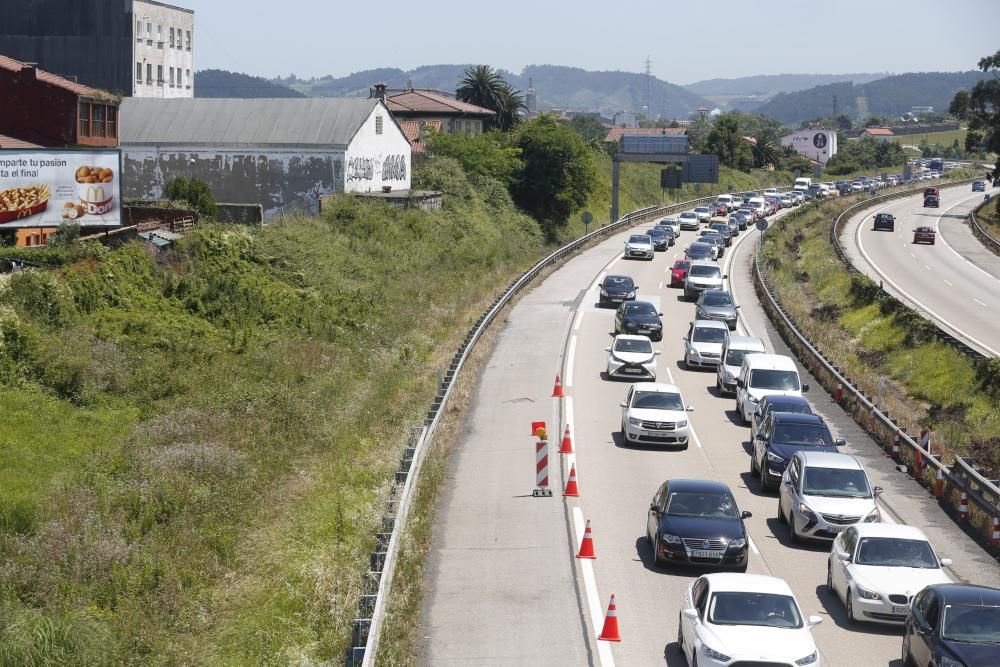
[
  {"xmin": 647, "ymin": 228, "xmax": 666, "ymax": 238},
  {"xmin": 633, "ymin": 391, "xmax": 683, "ymax": 411},
  {"xmin": 625, "ymin": 302, "xmax": 657, "ymax": 316},
  {"xmin": 802, "ymin": 467, "xmax": 870, "ymax": 498},
  {"xmin": 693, "ymin": 326, "xmax": 728, "ymax": 343},
  {"xmin": 725, "ymin": 348, "xmax": 754, "ymax": 367},
  {"xmin": 614, "ymin": 338, "xmax": 653, "ymax": 354},
  {"xmin": 710, "ymin": 225, "xmax": 728, "ymax": 233},
  {"xmin": 689, "ymin": 265, "xmax": 721, "ymax": 278},
  {"xmin": 855, "ymin": 537, "xmax": 938, "ymax": 568},
  {"xmin": 681, "ymin": 212, "xmax": 697, "ymax": 219},
  {"xmin": 664, "ymin": 491, "xmax": 737, "ymax": 518},
  {"xmin": 604, "ymin": 276, "xmax": 633, "ymax": 289},
  {"xmin": 941, "ymin": 605, "xmax": 1000, "ymax": 643},
  {"xmin": 771, "ymin": 423, "xmax": 832, "ymax": 447},
  {"xmin": 629, "ymin": 235, "xmax": 650, "ymax": 244},
  {"xmin": 702, "ymin": 292, "xmax": 733, "ymax": 307},
  {"xmin": 749, "ymin": 369, "xmax": 800, "ymax": 391},
  {"xmin": 709, "ymin": 592, "xmax": 803, "ymax": 629},
  {"xmin": 688, "ymin": 244, "xmax": 711, "ymax": 256}
]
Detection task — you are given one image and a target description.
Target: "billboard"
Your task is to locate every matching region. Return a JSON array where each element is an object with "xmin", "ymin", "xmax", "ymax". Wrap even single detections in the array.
[
  {"xmin": 682, "ymin": 155, "xmax": 720, "ymax": 184},
  {"xmin": 0, "ymin": 149, "xmax": 122, "ymax": 228},
  {"xmin": 780, "ymin": 130, "xmax": 838, "ymax": 165}
]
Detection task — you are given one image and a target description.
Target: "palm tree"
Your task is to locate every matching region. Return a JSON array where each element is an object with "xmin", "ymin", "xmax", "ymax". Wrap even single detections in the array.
[
  {"xmin": 750, "ymin": 128, "xmax": 782, "ymax": 169},
  {"xmin": 494, "ymin": 83, "xmax": 526, "ymax": 132},
  {"xmin": 456, "ymin": 65, "xmax": 504, "ymax": 114}
]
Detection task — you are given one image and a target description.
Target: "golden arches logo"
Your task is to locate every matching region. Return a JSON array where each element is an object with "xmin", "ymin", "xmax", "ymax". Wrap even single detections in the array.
[{"xmin": 83, "ymin": 186, "xmax": 111, "ymax": 203}]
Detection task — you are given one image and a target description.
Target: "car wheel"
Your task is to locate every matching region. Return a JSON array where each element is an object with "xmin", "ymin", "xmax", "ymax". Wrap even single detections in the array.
[
  {"xmin": 737, "ymin": 561, "xmax": 748, "ymax": 573},
  {"xmin": 777, "ymin": 495, "xmax": 786, "ymax": 523},
  {"xmin": 750, "ymin": 449, "xmax": 759, "ymax": 477},
  {"xmin": 902, "ymin": 635, "xmax": 915, "ymax": 667},
  {"xmin": 738, "ymin": 400, "xmax": 748, "ymax": 425},
  {"xmin": 826, "ymin": 563, "xmax": 834, "ymax": 593},
  {"xmin": 653, "ymin": 535, "xmax": 666, "ymax": 567},
  {"xmin": 677, "ymin": 615, "xmax": 684, "ymax": 650},
  {"xmin": 846, "ymin": 593, "xmax": 856, "ymax": 626},
  {"xmin": 716, "ymin": 376, "xmax": 722, "ymax": 393},
  {"xmin": 788, "ymin": 512, "xmax": 800, "ymax": 543}
]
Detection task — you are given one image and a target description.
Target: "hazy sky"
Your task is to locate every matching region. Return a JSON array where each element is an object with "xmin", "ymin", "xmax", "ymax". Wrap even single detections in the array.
[{"xmin": 178, "ymin": 0, "xmax": 998, "ymax": 83}]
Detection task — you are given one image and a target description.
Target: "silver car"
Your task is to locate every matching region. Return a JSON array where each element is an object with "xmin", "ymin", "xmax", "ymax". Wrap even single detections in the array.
[
  {"xmin": 693, "ymin": 206, "xmax": 713, "ymax": 222},
  {"xmin": 716, "ymin": 335, "xmax": 766, "ymax": 395},
  {"xmin": 678, "ymin": 211, "xmax": 701, "ymax": 231},
  {"xmin": 695, "ymin": 289, "xmax": 739, "ymax": 330},
  {"xmin": 623, "ymin": 234, "xmax": 654, "ymax": 260},
  {"xmin": 683, "ymin": 319, "xmax": 730, "ymax": 369},
  {"xmin": 656, "ymin": 216, "xmax": 681, "ymax": 237},
  {"xmin": 683, "ymin": 260, "xmax": 724, "ymax": 301}
]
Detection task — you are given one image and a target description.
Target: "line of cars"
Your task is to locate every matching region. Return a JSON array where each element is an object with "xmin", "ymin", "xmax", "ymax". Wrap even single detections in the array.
[{"xmin": 597, "ymin": 187, "xmax": 999, "ymax": 665}]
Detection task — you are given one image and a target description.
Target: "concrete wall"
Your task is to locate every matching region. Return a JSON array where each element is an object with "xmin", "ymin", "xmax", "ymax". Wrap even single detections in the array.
[{"xmin": 343, "ymin": 106, "xmax": 412, "ymax": 194}]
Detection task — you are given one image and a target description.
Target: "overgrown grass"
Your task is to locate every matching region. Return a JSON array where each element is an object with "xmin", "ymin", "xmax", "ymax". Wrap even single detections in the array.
[
  {"xmin": 759, "ymin": 176, "xmax": 1000, "ymax": 473},
  {"xmin": 0, "ymin": 156, "xmax": 552, "ymax": 664},
  {"xmin": 974, "ymin": 198, "xmax": 1000, "ymax": 245}
]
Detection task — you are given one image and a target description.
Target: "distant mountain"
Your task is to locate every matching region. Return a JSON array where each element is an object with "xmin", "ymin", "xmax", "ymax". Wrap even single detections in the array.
[
  {"xmin": 281, "ymin": 64, "xmax": 714, "ymax": 119},
  {"xmin": 195, "ymin": 69, "xmax": 305, "ymax": 98},
  {"xmin": 753, "ymin": 71, "xmax": 990, "ymax": 124},
  {"xmin": 684, "ymin": 73, "xmax": 888, "ymax": 98}
]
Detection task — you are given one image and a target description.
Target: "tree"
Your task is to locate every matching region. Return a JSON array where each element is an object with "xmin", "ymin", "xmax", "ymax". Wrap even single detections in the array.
[
  {"xmin": 494, "ymin": 82, "xmax": 526, "ymax": 132},
  {"xmin": 163, "ymin": 176, "xmax": 218, "ymax": 218},
  {"xmin": 704, "ymin": 113, "xmax": 753, "ymax": 172},
  {"xmin": 749, "ymin": 127, "xmax": 782, "ymax": 169},
  {"xmin": 950, "ymin": 50, "xmax": 1000, "ymax": 156},
  {"xmin": 568, "ymin": 116, "xmax": 608, "ymax": 149},
  {"xmin": 426, "ymin": 130, "xmax": 521, "ymax": 186},
  {"xmin": 456, "ymin": 65, "xmax": 524, "ymax": 132},
  {"xmin": 685, "ymin": 113, "xmax": 713, "ymax": 153},
  {"xmin": 835, "ymin": 114, "xmax": 854, "ymax": 130},
  {"xmin": 511, "ymin": 115, "xmax": 598, "ymax": 240}
]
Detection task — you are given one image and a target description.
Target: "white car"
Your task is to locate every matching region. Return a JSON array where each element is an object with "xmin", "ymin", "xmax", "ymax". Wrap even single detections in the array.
[
  {"xmin": 619, "ymin": 382, "xmax": 692, "ymax": 448},
  {"xmin": 694, "ymin": 206, "xmax": 713, "ymax": 222},
  {"xmin": 683, "ymin": 319, "xmax": 730, "ymax": 369},
  {"xmin": 655, "ymin": 216, "xmax": 681, "ymax": 237},
  {"xmin": 679, "ymin": 211, "xmax": 701, "ymax": 231},
  {"xmin": 716, "ymin": 335, "xmax": 766, "ymax": 395},
  {"xmin": 827, "ymin": 524, "xmax": 952, "ymax": 626},
  {"xmin": 623, "ymin": 233, "xmax": 654, "ymax": 260},
  {"xmin": 778, "ymin": 451, "xmax": 882, "ymax": 542},
  {"xmin": 679, "ymin": 573, "xmax": 822, "ymax": 667},
  {"xmin": 779, "ymin": 194, "xmax": 793, "ymax": 208},
  {"xmin": 606, "ymin": 334, "xmax": 660, "ymax": 381}
]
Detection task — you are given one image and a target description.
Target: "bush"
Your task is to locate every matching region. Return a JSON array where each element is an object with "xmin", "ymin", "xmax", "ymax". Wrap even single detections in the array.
[{"xmin": 163, "ymin": 176, "xmax": 218, "ymax": 218}]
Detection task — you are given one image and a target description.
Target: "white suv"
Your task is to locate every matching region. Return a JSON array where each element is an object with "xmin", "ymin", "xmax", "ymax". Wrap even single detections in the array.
[
  {"xmin": 620, "ymin": 382, "xmax": 693, "ymax": 448},
  {"xmin": 778, "ymin": 451, "xmax": 881, "ymax": 542}
]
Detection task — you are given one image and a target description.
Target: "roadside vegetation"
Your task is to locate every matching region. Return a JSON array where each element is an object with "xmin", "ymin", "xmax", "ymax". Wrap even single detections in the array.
[{"xmin": 758, "ymin": 174, "xmax": 1000, "ymax": 478}]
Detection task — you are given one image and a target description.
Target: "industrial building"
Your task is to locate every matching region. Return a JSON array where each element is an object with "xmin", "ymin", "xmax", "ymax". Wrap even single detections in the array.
[
  {"xmin": 0, "ymin": 0, "xmax": 194, "ymax": 98},
  {"xmin": 120, "ymin": 97, "xmax": 412, "ymax": 217}
]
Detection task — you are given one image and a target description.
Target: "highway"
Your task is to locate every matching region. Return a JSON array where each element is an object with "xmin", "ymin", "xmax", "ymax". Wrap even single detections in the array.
[
  {"xmin": 841, "ymin": 182, "xmax": 1000, "ymax": 356},
  {"xmin": 421, "ymin": 201, "xmax": 1000, "ymax": 666}
]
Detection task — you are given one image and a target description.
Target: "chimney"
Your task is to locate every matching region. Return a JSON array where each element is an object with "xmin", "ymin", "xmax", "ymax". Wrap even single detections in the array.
[{"xmin": 373, "ymin": 82, "xmax": 387, "ymax": 101}]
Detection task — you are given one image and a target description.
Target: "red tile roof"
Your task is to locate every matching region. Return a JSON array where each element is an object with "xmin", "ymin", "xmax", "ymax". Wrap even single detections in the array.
[
  {"xmin": 0, "ymin": 132, "xmax": 41, "ymax": 149},
  {"xmin": 0, "ymin": 53, "xmax": 117, "ymax": 101},
  {"xmin": 398, "ymin": 119, "xmax": 442, "ymax": 153},
  {"xmin": 863, "ymin": 127, "xmax": 895, "ymax": 136},
  {"xmin": 386, "ymin": 89, "xmax": 494, "ymax": 117},
  {"xmin": 604, "ymin": 126, "xmax": 687, "ymax": 143}
]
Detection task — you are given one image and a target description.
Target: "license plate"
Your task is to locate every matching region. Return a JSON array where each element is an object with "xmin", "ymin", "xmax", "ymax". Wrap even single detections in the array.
[
  {"xmin": 689, "ymin": 550, "xmax": 723, "ymax": 559},
  {"xmin": 622, "ymin": 368, "xmax": 642, "ymax": 374},
  {"xmin": 828, "ymin": 525, "xmax": 846, "ymax": 533},
  {"xmin": 638, "ymin": 329, "xmax": 650, "ymax": 334},
  {"xmin": 892, "ymin": 605, "xmax": 909, "ymax": 615}
]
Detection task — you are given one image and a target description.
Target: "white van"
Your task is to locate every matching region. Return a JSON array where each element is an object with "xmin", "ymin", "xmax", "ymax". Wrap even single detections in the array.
[
  {"xmin": 735, "ymin": 353, "xmax": 809, "ymax": 425},
  {"xmin": 715, "ymin": 194, "xmax": 736, "ymax": 211},
  {"xmin": 793, "ymin": 177, "xmax": 812, "ymax": 192},
  {"xmin": 762, "ymin": 188, "xmax": 779, "ymax": 197},
  {"xmin": 717, "ymin": 335, "xmax": 766, "ymax": 395},
  {"xmin": 748, "ymin": 198, "xmax": 769, "ymax": 217}
]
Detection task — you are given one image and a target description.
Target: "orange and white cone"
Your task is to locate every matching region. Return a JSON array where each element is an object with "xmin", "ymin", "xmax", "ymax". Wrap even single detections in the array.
[
  {"xmin": 559, "ymin": 425, "xmax": 574, "ymax": 454},
  {"xmin": 598, "ymin": 594, "xmax": 622, "ymax": 642},
  {"xmin": 563, "ymin": 464, "xmax": 580, "ymax": 497},
  {"xmin": 992, "ymin": 515, "xmax": 1000, "ymax": 546},
  {"xmin": 959, "ymin": 490, "xmax": 969, "ymax": 520},
  {"xmin": 576, "ymin": 519, "xmax": 596, "ymax": 559},
  {"xmin": 552, "ymin": 374, "xmax": 564, "ymax": 398}
]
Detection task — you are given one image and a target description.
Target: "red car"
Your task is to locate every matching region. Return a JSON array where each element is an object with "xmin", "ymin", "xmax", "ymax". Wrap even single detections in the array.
[
  {"xmin": 913, "ymin": 226, "xmax": 936, "ymax": 245},
  {"xmin": 669, "ymin": 259, "xmax": 691, "ymax": 287},
  {"xmin": 714, "ymin": 204, "xmax": 729, "ymax": 217}
]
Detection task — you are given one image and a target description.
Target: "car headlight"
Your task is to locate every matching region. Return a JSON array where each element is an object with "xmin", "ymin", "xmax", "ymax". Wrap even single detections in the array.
[
  {"xmin": 661, "ymin": 533, "xmax": 682, "ymax": 545},
  {"xmin": 702, "ymin": 645, "xmax": 731, "ymax": 662},
  {"xmin": 626, "ymin": 291, "xmax": 635, "ymax": 298},
  {"xmin": 767, "ymin": 451, "xmax": 785, "ymax": 464},
  {"xmin": 600, "ymin": 288, "xmax": 608, "ymax": 296},
  {"xmin": 795, "ymin": 651, "xmax": 818, "ymax": 666},
  {"xmin": 676, "ymin": 420, "xmax": 688, "ymax": 428},
  {"xmin": 728, "ymin": 538, "xmax": 746, "ymax": 549},
  {"xmin": 864, "ymin": 507, "xmax": 880, "ymax": 523},
  {"xmin": 723, "ymin": 370, "xmax": 734, "ymax": 382},
  {"xmin": 798, "ymin": 502, "xmax": 817, "ymax": 520},
  {"xmin": 628, "ymin": 417, "xmax": 641, "ymax": 426},
  {"xmin": 857, "ymin": 585, "xmax": 881, "ymax": 601}
]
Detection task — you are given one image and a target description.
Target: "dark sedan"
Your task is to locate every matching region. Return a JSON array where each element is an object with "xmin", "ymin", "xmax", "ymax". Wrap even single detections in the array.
[
  {"xmin": 615, "ymin": 300, "xmax": 663, "ymax": 341},
  {"xmin": 751, "ymin": 412, "xmax": 844, "ymax": 491},
  {"xmin": 599, "ymin": 274, "xmax": 636, "ymax": 308},
  {"xmin": 686, "ymin": 242, "xmax": 713, "ymax": 261},
  {"xmin": 646, "ymin": 226, "xmax": 672, "ymax": 250},
  {"xmin": 709, "ymin": 222, "xmax": 733, "ymax": 246},
  {"xmin": 904, "ymin": 583, "xmax": 1000, "ymax": 667},
  {"xmin": 924, "ymin": 195, "xmax": 940, "ymax": 208},
  {"xmin": 646, "ymin": 479, "xmax": 752, "ymax": 571},
  {"xmin": 750, "ymin": 394, "xmax": 813, "ymax": 437}
]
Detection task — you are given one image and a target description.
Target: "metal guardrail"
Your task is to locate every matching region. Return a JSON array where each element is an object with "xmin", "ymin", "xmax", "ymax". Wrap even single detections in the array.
[
  {"xmin": 347, "ymin": 189, "xmax": 767, "ymax": 666},
  {"xmin": 969, "ymin": 204, "xmax": 1000, "ymax": 254},
  {"xmin": 754, "ymin": 202, "xmax": 1000, "ymax": 550},
  {"xmin": 828, "ymin": 178, "xmax": 987, "ymax": 359}
]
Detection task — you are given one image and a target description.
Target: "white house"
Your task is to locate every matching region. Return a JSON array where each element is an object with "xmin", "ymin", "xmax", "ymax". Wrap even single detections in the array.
[
  {"xmin": 120, "ymin": 97, "xmax": 412, "ymax": 217},
  {"xmin": 860, "ymin": 127, "xmax": 895, "ymax": 142}
]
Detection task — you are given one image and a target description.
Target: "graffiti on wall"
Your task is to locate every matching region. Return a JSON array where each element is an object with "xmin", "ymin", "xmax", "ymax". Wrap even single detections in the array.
[{"xmin": 346, "ymin": 154, "xmax": 407, "ymax": 182}]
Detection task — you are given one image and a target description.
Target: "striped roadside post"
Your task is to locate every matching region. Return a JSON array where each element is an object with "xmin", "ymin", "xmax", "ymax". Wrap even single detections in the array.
[{"xmin": 533, "ymin": 435, "xmax": 552, "ymax": 497}]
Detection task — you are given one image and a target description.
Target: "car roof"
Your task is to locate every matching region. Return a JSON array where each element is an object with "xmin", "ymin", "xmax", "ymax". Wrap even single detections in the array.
[
  {"xmin": 627, "ymin": 300, "xmax": 656, "ymax": 308},
  {"xmin": 762, "ymin": 394, "xmax": 810, "ymax": 407},
  {"xmin": 796, "ymin": 450, "xmax": 862, "ymax": 469},
  {"xmin": 631, "ymin": 381, "xmax": 680, "ymax": 394},
  {"xmin": 852, "ymin": 523, "xmax": 929, "ymax": 541},
  {"xmin": 930, "ymin": 584, "xmax": 1000, "ymax": 606},
  {"xmin": 666, "ymin": 478, "xmax": 732, "ymax": 494},
  {"xmin": 703, "ymin": 573, "xmax": 795, "ymax": 596},
  {"xmin": 692, "ymin": 319, "xmax": 730, "ymax": 330},
  {"xmin": 743, "ymin": 353, "xmax": 796, "ymax": 370},
  {"xmin": 614, "ymin": 334, "xmax": 653, "ymax": 343},
  {"xmin": 726, "ymin": 335, "xmax": 766, "ymax": 351},
  {"xmin": 771, "ymin": 412, "xmax": 824, "ymax": 425},
  {"xmin": 690, "ymin": 259, "xmax": 720, "ymax": 267}
]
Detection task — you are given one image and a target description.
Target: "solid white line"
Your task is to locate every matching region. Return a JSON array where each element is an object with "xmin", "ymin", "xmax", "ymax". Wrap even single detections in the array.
[
  {"xmin": 934, "ymin": 194, "xmax": 1000, "ymax": 282},
  {"xmin": 665, "ymin": 366, "xmax": 674, "ymax": 384},
  {"xmin": 944, "ymin": 279, "xmax": 953, "ymax": 287},
  {"xmin": 607, "ymin": 257, "xmax": 620, "ymax": 270},
  {"xmin": 747, "ymin": 533, "xmax": 760, "ymax": 555},
  {"xmin": 573, "ymin": 309, "xmax": 585, "ymax": 332},
  {"xmin": 589, "ymin": 271, "xmax": 607, "ymax": 291},
  {"xmin": 923, "ymin": 265, "xmax": 932, "ymax": 271},
  {"xmin": 658, "ymin": 281, "xmax": 663, "ymax": 290},
  {"xmin": 566, "ymin": 336, "xmax": 577, "ymax": 388},
  {"xmin": 974, "ymin": 298, "xmax": 987, "ymax": 307},
  {"xmin": 572, "ymin": 507, "xmax": 616, "ymax": 667},
  {"xmin": 565, "ymin": 396, "xmax": 574, "ymax": 447}
]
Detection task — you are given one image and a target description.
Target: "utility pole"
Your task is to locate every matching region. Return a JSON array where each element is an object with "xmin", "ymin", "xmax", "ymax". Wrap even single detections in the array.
[{"xmin": 644, "ymin": 56, "xmax": 652, "ymax": 121}]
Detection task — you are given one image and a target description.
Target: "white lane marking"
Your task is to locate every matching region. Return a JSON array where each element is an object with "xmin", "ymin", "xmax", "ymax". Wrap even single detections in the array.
[
  {"xmin": 747, "ymin": 533, "xmax": 760, "ymax": 555},
  {"xmin": 879, "ymin": 502, "xmax": 897, "ymax": 525},
  {"xmin": 607, "ymin": 257, "xmax": 620, "ymax": 270},
  {"xmin": 923, "ymin": 264, "xmax": 932, "ymax": 271},
  {"xmin": 910, "ymin": 252, "xmax": 917, "ymax": 259},
  {"xmin": 944, "ymin": 279, "xmax": 953, "ymax": 287},
  {"xmin": 573, "ymin": 309, "xmax": 585, "ymax": 332},
  {"xmin": 974, "ymin": 298, "xmax": 987, "ymax": 307},
  {"xmin": 590, "ymin": 271, "xmax": 607, "ymax": 291},
  {"xmin": 665, "ymin": 366, "xmax": 674, "ymax": 384},
  {"xmin": 565, "ymin": 395, "xmax": 574, "ymax": 445},
  {"xmin": 572, "ymin": 507, "xmax": 616, "ymax": 667},
  {"xmin": 566, "ymin": 336, "xmax": 577, "ymax": 387},
  {"xmin": 658, "ymin": 281, "xmax": 663, "ymax": 290}
]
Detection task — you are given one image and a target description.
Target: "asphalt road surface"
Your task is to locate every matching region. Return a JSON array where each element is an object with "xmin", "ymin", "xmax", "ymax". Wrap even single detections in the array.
[
  {"xmin": 421, "ymin": 201, "xmax": 1000, "ymax": 666},
  {"xmin": 842, "ymin": 182, "xmax": 1000, "ymax": 356}
]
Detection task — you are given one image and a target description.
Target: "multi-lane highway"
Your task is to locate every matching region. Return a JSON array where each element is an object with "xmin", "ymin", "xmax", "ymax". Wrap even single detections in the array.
[
  {"xmin": 842, "ymin": 182, "xmax": 1000, "ymax": 356},
  {"xmin": 421, "ymin": 198, "xmax": 1000, "ymax": 666}
]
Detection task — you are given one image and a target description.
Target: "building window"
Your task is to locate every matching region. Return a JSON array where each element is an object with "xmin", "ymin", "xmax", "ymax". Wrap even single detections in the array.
[
  {"xmin": 169, "ymin": 27, "xmax": 175, "ymax": 47},
  {"xmin": 107, "ymin": 106, "xmax": 117, "ymax": 138},
  {"xmin": 169, "ymin": 67, "xmax": 174, "ymax": 86},
  {"xmin": 186, "ymin": 30, "xmax": 191, "ymax": 50},
  {"xmin": 146, "ymin": 21, "xmax": 152, "ymax": 41},
  {"xmin": 92, "ymin": 104, "xmax": 105, "ymax": 138},
  {"xmin": 375, "ymin": 116, "xmax": 384, "ymax": 135},
  {"xmin": 147, "ymin": 63, "xmax": 152, "ymax": 83},
  {"xmin": 79, "ymin": 102, "xmax": 90, "ymax": 137},
  {"xmin": 186, "ymin": 69, "xmax": 191, "ymax": 88},
  {"xmin": 136, "ymin": 62, "xmax": 142, "ymax": 83},
  {"xmin": 177, "ymin": 69, "xmax": 182, "ymax": 86},
  {"xmin": 136, "ymin": 19, "xmax": 142, "ymax": 39},
  {"xmin": 157, "ymin": 24, "xmax": 162, "ymax": 40},
  {"xmin": 157, "ymin": 65, "xmax": 163, "ymax": 85}
]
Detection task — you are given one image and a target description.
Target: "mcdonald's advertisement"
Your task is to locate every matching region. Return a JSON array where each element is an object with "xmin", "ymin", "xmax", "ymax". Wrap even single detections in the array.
[{"xmin": 0, "ymin": 149, "xmax": 122, "ymax": 228}]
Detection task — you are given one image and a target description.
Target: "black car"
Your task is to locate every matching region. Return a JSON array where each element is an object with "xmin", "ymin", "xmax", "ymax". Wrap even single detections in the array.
[
  {"xmin": 873, "ymin": 213, "xmax": 895, "ymax": 232},
  {"xmin": 646, "ymin": 479, "xmax": 752, "ymax": 571},
  {"xmin": 615, "ymin": 300, "xmax": 663, "ymax": 341},
  {"xmin": 709, "ymin": 222, "xmax": 733, "ymax": 246},
  {"xmin": 904, "ymin": 583, "xmax": 1000, "ymax": 667},
  {"xmin": 646, "ymin": 227, "xmax": 671, "ymax": 251},
  {"xmin": 924, "ymin": 194, "xmax": 940, "ymax": 208},
  {"xmin": 599, "ymin": 274, "xmax": 637, "ymax": 308},
  {"xmin": 730, "ymin": 213, "xmax": 748, "ymax": 232},
  {"xmin": 750, "ymin": 412, "xmax": 844, "ymax": 491},
  {"xmin": 750, "ymin": 394, "xmax": 813, "ymax": 437},
  {"xmin": 686, "ymin": 242, "xmax": 713, "ymax": 261}
]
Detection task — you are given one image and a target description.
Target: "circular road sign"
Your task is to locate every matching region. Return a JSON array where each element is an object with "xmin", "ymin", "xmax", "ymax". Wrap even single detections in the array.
[
  {"xmin": 756, "ymin": 218, "xmax": 768, "ymax": 231},
  {"xmin": 582, "ymin": 211, "xmax": 593, "ymax": 224}
]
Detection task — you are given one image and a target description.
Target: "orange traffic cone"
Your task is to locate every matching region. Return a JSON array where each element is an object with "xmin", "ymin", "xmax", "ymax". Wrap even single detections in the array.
[
  {"xmin": 559, "ymin": 425, "xmax": 574, "ymax": 454},
  {"xmin": 576, "ymin": 519, "xmax": 596, "ymax": 559},
  {"xmin": 552, "ymin": 374, "xmax": 564, "ymax": 398},
  {"xmin": 563, "ymin": 464, "xmax": 580, "ymax": 497},
  {"xmin": 598, "ymin": 594, "xmax": 622, "ymax": 642}
]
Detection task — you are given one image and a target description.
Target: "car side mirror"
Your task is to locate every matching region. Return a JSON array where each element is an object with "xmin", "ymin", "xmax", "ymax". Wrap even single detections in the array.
[
  {"xmin": 807, "ymin": 615, "xmax": 823, "ymax": 627},
  {"xmin": 658, "ymin": 312, "xmax": 664, "ymax": 316},
  {"xmin": 604, "ymin": 346, "xmax": 611, "ymax": 352},
  {"xmin": 619, "ymin": 401, "xmax": 627, "ymax": 408},
  {"xmin": 736, "ymin": 378, "xmax": 744, "ymax": 388},
  {"xmin": 802, "ymin": 383, "xmax": 810, "ymax": 392},
  {"xmin": 940, "ymin": 558, "xmax": 953, "ymax": 567},
  {"xmin": 740, "ymin": 510, "xmax": 752, "ymax": 519},
  {"xmin": 873, "ymin": 486, "xmax": 883, "ymax": 496},
  {"xmin": 682, "ymin": 337, "xmax": 688, "ymax": 342},
  {"xmin": 834, "ymin": 438, "xmax": 846, "ymax": 447},
  {"xmin": 649, "ymin": 503, "xmax": 659, "ymax": 512},
  {"xmin": 735, "ymin": 305, "xmax": 741, "ymax": 309},
  {"xmin": 837, "ymin": 550, "xmax": 851, "ymax": 562},
  {"xmin": 682, "ymin": 609, "xmax": 699, "ymax": 621},
  {"xmin": 655, "ymin": 350, "xmax": 662, "ymax": 356}
]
